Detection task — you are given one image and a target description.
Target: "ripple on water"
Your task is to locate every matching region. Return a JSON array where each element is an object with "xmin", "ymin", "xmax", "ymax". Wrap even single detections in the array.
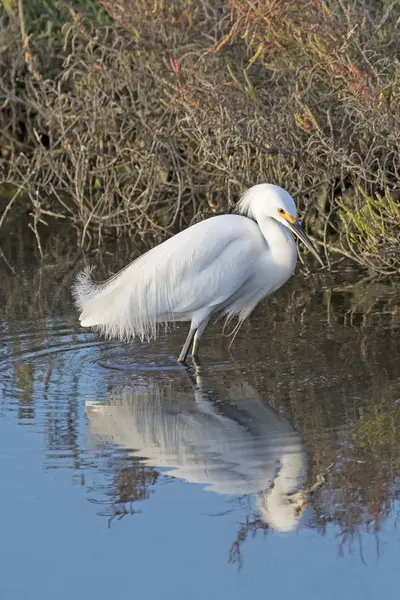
[
  {"xmin": 0, "ymin": 318, "xmax": 105, "ymax": 406},
  {"xmin": 0, "ymin": 318, "xmax": 224, "ymax": 412},
  {"xmin": 95, "ymin": 343, "xmax": 184, "ymax": 372}
]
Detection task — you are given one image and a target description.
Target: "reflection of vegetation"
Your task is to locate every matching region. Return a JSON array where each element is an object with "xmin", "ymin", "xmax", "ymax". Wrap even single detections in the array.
[
  {"xmin": 115, "ymin": 463, "xmax": 159, "ymax": 505},
  {"xmin": 15, "ymin": 361, "xmax": 34, "ymax": 420},
  {"xmin": 89, "ymin": 458, "xmax": 159, "ymax": 527},
  {"xmin": 304, "ymin": 377, "xmax": 400, "ymax": 559},
  {"xmin": 354, "ymin": 407, "xmax": 397, "ymax": 452},
  {"xmin": 229, "ymin": 515, "xmax": 269, "ymax": 570}
]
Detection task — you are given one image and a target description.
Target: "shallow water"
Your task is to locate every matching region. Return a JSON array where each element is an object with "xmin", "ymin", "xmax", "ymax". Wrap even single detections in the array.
[{"xmin": 1, "ymin": 255, "xmax": 400, "ymax": 600}]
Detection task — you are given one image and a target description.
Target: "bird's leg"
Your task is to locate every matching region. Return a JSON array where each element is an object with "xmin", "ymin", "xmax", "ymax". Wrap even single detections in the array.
[
  {"xmin": 191, "ymin": 318, "xmax": 209, "ymax": 360},
  {"xmin": 177, "ymin": 327, "xmax": 196, "ymax": 364},
  {"xmin": 191, "ymin": 354, "xmax": 202, "ymax": 369},
  {"xmin": 191, "ymin": 337, "xmax": 200, "ymax": 360},
  {"xmin": 183, "ymin": 361, "xmax": 201, "ymax": 387}
]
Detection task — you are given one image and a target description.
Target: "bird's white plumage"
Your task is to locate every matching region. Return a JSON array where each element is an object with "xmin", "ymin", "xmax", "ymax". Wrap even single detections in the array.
[{"xmin": 73, "ymin": 184, "xmax": 319, "ymax": 355}]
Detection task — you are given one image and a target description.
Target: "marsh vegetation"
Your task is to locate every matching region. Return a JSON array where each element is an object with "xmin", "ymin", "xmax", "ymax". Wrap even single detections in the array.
[{"xmin": 0, "ymin": 0, "xmax": 399, "ymax": 273}]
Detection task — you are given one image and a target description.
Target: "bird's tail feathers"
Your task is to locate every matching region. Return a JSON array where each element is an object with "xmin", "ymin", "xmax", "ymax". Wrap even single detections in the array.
[
  {"xmin": 72, "ymin": 265, "xmax": 99, "ymax": 312},
  {"xmin": 72, "ymin": 257, "xmax": 160, "ymax": 342}
]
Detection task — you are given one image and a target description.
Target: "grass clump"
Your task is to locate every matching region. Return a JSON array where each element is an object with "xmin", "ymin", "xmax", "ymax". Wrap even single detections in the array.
[{"xmin": 0, "ymin": 0, "xmax": 399, "ymax": 273}]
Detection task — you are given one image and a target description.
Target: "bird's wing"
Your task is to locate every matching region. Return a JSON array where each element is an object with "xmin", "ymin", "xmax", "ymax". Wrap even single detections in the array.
[{"xmin": 73, "ymin": 215, "xmax": 264, "ymax": 341}]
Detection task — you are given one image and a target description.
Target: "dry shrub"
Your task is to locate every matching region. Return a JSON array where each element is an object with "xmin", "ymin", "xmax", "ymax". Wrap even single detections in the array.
[
  {"xmin": 0, "ymin": 0, "xmax": 399, "ymax": 272},
  {"xmin": 0, "ymin": 3, "xmax": 231, "ymax": 251}
]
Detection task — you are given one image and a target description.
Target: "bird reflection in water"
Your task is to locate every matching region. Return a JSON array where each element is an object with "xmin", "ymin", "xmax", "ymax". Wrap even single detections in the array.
[{"xmin": 86, "ymin": 366, "xmax": 308, "ymax": 533}]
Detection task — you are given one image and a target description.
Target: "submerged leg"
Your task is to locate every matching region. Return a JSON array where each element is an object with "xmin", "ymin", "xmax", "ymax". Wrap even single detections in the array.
[
  {"xmin": 183, "ymin": 362, "xmax": 200, "ymax": 387},
  {"xmin": 177, "ymin": 327, "xmax": 196, "ymax": 364}
]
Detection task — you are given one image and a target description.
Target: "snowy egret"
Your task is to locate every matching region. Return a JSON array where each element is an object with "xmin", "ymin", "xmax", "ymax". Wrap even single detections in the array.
[
  {"xmin": 86, "ymin": 368, "xmax": 308, "ymax": 532},
  {"xmin": 73, "ymin": 184, "xmax": 323, "ymax": 362}
]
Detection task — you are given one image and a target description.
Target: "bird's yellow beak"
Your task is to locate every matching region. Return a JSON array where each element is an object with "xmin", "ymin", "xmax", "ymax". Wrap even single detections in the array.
[
  {"xmin": 284, "ymin": 218, "xmax": 324, "ymax": 267},
  {"xmin": 295, "ymin": 501, "xmax": 308, "ymax": 517}
]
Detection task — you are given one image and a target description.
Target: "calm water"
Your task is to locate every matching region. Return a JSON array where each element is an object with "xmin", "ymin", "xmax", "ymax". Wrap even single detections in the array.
[{"xmin": 1, "ymin": 254, "xmax": 400, "ymax": 600}]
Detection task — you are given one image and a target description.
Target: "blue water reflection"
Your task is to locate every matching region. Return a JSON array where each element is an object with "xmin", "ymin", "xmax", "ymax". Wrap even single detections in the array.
[{"xmin": 1, "ymin": 260, "xmax": 400, "ymax": 600}]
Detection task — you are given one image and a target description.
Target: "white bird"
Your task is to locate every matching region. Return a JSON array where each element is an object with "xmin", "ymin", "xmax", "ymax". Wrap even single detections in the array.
[
  {"xmin": 73, "ymin": 184, "xmax": 323, "ymax": 362},
  {"xmin": 86, "ymin": 368, "xmax": 308, "ymax": 532}
]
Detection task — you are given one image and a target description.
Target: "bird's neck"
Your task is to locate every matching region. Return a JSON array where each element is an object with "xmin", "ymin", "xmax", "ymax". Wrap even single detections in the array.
[{"xmin": 256, "ymin": 215, "xmax": 296, "ymax": 263}]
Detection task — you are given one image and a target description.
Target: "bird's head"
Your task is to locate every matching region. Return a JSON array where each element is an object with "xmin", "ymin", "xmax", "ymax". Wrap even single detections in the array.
[
  {"xmin": 257, "ymin": 488, "xmax": 308, "ymax": 533},
  {"xmin": 237, "ymin": 184, "xmax": 324, "ymax": 267}
]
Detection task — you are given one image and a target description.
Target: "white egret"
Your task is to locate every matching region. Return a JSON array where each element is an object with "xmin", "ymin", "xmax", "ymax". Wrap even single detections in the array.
[
  {"xmin": 86, "ymin": 368, "xmax": 308, "ymax": 532},
  {"xmin": 73, "ymin": 184, "xmax": 323, "ymax": 362}
]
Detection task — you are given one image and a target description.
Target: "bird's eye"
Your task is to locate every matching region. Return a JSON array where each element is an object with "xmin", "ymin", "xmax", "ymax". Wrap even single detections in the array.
[{"xmin": 278, "ymin": 208, "xmax": 285, "ymax": 215}]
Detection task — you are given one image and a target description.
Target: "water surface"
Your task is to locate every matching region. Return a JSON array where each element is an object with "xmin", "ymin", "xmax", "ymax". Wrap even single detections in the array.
[{"xmin": 0, "ymin": 255, "xmax": 399, "ymax": 599}]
